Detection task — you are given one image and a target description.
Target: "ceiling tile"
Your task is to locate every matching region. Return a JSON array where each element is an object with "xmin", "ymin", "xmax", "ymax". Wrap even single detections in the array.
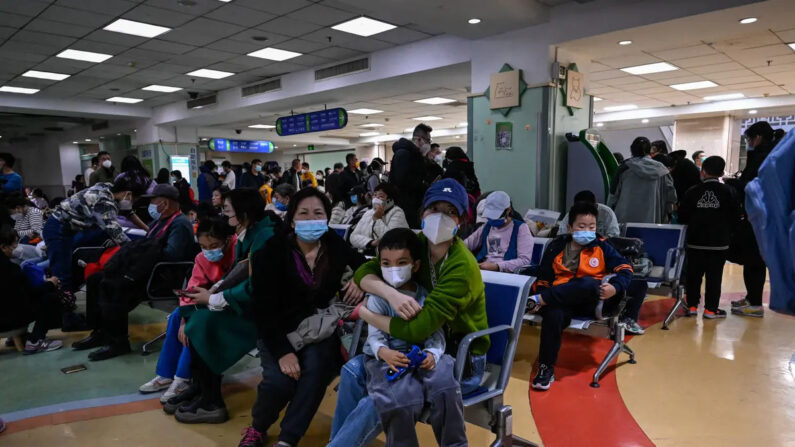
[
  {"xmin": 0, "ymin": 13, "xmax": 32, "ymax": 28},
  {"xmin": 773, "ymin": 28, "xmax": 795, "ymax": 43},
  {"xmin": 702, "ymin": 69, "xmax": 755, "ymax": 81},
  {"xmin": 0, "ymin": 0, "xmax": 51, "ymax": 17},
  {"xmin": 713, "ymin": 33, "xmax": 782, "ymax": 52},
  {"xmin": 210, "ymin": 56, "xmax": 268, "ymax": 70},
  {"xmin": 340, "ymin": 38, "xmax": 394, "ymax": 53},
  {"xmin": 301, "ymin": 28, "xmax": 359, "ymax": 46},
  {"xmin": 689, "ymin": 62, "xmax": 745, "ymax": 74},
  {"xmin": 276, "ymin": 39, "xmax": 329, "ymax": 54},
  {"xmin": 138, "ymin": 39, "xmax": 197, "ymax": 55},
  {"xmin": 206, "ymin": 38, "xmax": 269, "ymax": 55},
  {"xmin": 124, "ymin": 68, "xmax": 177, "ymax": 83},
  {"xmin": 224, "ymin": 0, "xmax": 311, "ymax": 15},
  {"xmin": 144, "ymin": 0, "xmax": 222, "ymax": 15},
  {"xmin": 596, "ymin": 53, "xmax": 661, "ymax": 69},
  {"xmin": 290, "ymin": 54, "xmax": 332, "ymax": 68},
  {"xmin": 80, "ymin": 64, "xmax": 140, "ymax": 80},
  {"xmin": 122, "ymin": 5, "xmax": 196, "ymax": 28},
  {"xmin": 285, "ymin": 4, "xmax": 354, "ymax": 27},
  {"xmin": 83, "ymin": 29, "xmax": 150, "ymax": 47},
  {"xmin": 159, "ymin": 17, "xmax": 247, "ymax": 46},
  {"xmin": 588, "ymin": 69, "xmax": 628, "ymax": 81},
  {"xmin": 227, "ymin": 30, "xmax": 292, "ymax": 47},
  {"xmin": 55, "ymin": 0, "xmax": 139, "ymax": 16},
  {"xmin": 24, "ymin": 19, "xmax": 95, "ymax": 38},
  {"xmin": 672, "ymin": 53, "xmax": 731, "ymax": 68},
  {"xmin": 753, "ymin": 63, "xmax": 795, "ymax": 75},
  {"xmin": 720, "ymin": 75, "xmax": 767, "ymax": 85},
  {"xmin": 39, "ymin": 6, "xmax": 112, "ymax": 28},
  {"xmin": 70, "ymin": 40, "xmax": 130, "ymax": 57},
  {"xmin": 255, "ymin": 17, "xmax": 322, "ymax": 38},
  {"xmin": 205, "ymin": 4, "xmax": 275, "ymax": 28},
  {"xmin": 650, "ymin": 44, "xmax": 717, "ymax": 60},
  {"xmin": 375, "ymin": 27, "xmax": 432, "ymax": 45},
  {"xmin": 311, "ymin": 46, "xmax": 362, "ymax": 61}
]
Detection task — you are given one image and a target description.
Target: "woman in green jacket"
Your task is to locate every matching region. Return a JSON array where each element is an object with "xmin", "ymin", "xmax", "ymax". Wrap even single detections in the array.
[{"xmin": 171, "ymin": 188, "xmax": 276, "ymax": 424}]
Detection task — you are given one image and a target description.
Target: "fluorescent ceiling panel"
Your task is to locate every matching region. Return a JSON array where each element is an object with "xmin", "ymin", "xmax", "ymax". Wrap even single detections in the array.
[
  {"xmin": 458, "ymin": 122, "xmax": 468, "ymax": 126},
  {"xmin": 603, "ymin": 104, "xmax": 638, "ymax": 112},
  {"xmin": 247, "ymin": 47, "xmax": 302, "ymax": 61},
  {"xmin": 413, "ymin": 116, "xmax": 443, "ymax": 121},
  {"xmin": 359, "ymin": 123, "xmax": 384, "ymax": 128},
  {"xmin": 593, "ymin": 97, "xmax": 603, "ymax": 101},
  {"xmin": 186, "ymin": 69, "xmax": 234, "ymax": 79},
  {"xmin": 106, "ymin": 96, "xmax": 143, "ymax": 103},
  {"xmin": 620, "ymin": 62, "xmax": 678, "ymax": 75},
  {"xmin": 788, "ymin": 43, "xmax": 795, "ymax": 50},
  {"xmin": 670, "ymin": 80, "xmax": 718, "ymax": 91},
  {"xmin": 22, "ymin": 70, "xmax": 70, "ymax": 81},
  {"xmin": 348, "ymin": 108, "xmax": 383, "ymax": 114},
  {"xmin": 414, "ymin": 97, "xmax": 456, "ymax": 105},
  {"xmin": 103, "ymin": 19, "xmax": 170, "ymax": 38},
  {"xmin": 56, "ymin": 49, "xmax": 112, "ymax": 63},
  {"xmin": 0, "ymin": 86, "xmax": 39, "ymax": 94},
  {"xmin": 248, "ymin": 124, "xmax": 275, "ymax": 129},
  {"xmin": 142, "ymin": 85, "xmax": 182, "ymax": 92},
  {"xmin": 332, "ymin": 17, "xmax": 396, "ymax": 37},
  {"xmin": 703, "ymin": 93, "xmax": 744, "ymax": 101},
  {"xmin": 360, "ymin": 131, "xmax": 380, "ymax": 136}
]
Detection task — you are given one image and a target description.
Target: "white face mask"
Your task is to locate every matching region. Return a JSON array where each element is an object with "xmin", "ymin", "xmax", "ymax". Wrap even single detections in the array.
[
  {"xmin": 381, "ymin": 265, "xmax": 414, "ymax": 288},
  {"xmin": 434, "ymin": 154, "xmax": 443, "ymax": 164},
  {"xmin": 10, "ymin": 213, "xmax": 22, "ymax": 221},
  {"xmin": 422, "ymin": 212, "xmax": 458, "ymax": 245},
  {"xmin": 371, "ymin": 197, "xmax": 384, "ymax": 208},
  {"xmin": 421, "ymin": 143, "xmax": 432, "ymax": 156},
  {"xmin": 102, "ymin": 160, "xmax": 112, "ymax": 169}
]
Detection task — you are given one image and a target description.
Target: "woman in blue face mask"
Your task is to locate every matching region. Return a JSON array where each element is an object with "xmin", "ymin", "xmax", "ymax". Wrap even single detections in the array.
[
  {"xmin": 265, "ymin": 183, "xmax": 296, "ymax": 220},
  {"xmin": 238, "ymin": 187, "xmax": 367, "ymax": 447}
]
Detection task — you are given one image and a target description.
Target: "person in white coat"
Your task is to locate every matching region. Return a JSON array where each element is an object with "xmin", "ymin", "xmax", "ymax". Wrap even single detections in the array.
[{"xmin": 349, "ymin": 183, "xmax": 409, "ymax": 253}]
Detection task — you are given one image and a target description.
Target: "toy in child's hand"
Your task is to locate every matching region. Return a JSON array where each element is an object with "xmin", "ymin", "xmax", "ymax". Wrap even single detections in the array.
[{"xmin": 385, "ymin": 345, "xmax": 427, "ymax": 382}]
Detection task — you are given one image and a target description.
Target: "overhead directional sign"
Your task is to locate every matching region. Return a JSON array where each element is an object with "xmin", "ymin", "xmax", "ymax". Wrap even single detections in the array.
[
  {"xmin": 209, "ymin": 139, "xmax": 274, "ymax": 153},
  {"xmin": 276, "ymin": 108, "xmax": 347, "ymax": 136}
]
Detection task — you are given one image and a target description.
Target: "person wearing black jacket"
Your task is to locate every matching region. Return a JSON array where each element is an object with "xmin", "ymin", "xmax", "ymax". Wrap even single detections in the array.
[
  {"xmin": 669, "ymin": 150, "xmax": 702, "ymax": 207},
  {"xmin": 239, "ymin": 188, "xmax": 366, "ymax": 447},
  {"xmin": 339, "ymin": 153, "xmax": 364, "ymax": 200},
  {"xmin": 443, "ymin": 146, "xmax": 481, "ymax": 197},
  {"xmin": 240, "ymin": 159, "xmax": 265, "ymax": 190},
  {"xmin": 389, "ymin": 124, "xmax": 431, "ymax": 227},
  {"xmin": 678, "ymin": 156, "xmax": 739, "ymax": 318},
  {"xmin": 280, "ymin": 158, "xmax": 302, "ymax": 190}
]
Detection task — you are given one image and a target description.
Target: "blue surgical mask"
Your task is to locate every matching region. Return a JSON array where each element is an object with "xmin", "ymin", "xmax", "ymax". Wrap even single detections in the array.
[
  {"xmin": 572, "ymin": 230, "xmax": 596, "ymax": 246},
  {"xmin": 350, "ymin": 195, "xmax": 358, "ymax": 205},
  {"xmin": 275, "ymin": 201, "xmax": 288, "ymax": 212},
  {"xmin": 148, "ymin": 203, "xmax": 161, "ymax": 220},
  {"xmin": 487, "ymin": 218, "xmax": 506, "ymax": 227},
  {"xmin": 202, "ymin": 248, "xmax": 225, "ymax": 263},
  {"xmin": 255, "ymin": 165, "xmax": 262, "ymax": 172},
  {"xmin": 294, "ymin": 219, "xmax": 328, "ymax": 242}
]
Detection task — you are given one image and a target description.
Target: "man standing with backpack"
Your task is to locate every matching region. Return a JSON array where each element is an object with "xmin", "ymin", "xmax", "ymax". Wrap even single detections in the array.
[{"xmin": 389, "ymin": 124, "xmax": 432, "ymax": 227}]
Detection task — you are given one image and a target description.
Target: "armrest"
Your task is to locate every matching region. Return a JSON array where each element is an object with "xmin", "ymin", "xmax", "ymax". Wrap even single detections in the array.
[
  {"xmin": 72, "ymin": 246, "xmax": 107, "ymax": 264},
  {"xmin": 146, "ymin": 261, "xmax": 195, "ymax": 301},
  {"xmin": 454, "ymin": 324, "xmax": 514, "ymax": 382},
  {"xmin": 664, "ymin": 247, "xmax": 685, "ymax": 282}
]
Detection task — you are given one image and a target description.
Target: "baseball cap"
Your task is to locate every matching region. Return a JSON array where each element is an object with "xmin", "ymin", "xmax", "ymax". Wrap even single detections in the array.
[
  {"xmin": 482, "ymin": 191, "xmax": 511, "ymax": 220},
  {"xmin": 422, "ymin": 178, "xmax": 468, "ymax": 215},
  {"xmin": 143, "ymin": 184, "xmax": 179, "ymax": 201}
]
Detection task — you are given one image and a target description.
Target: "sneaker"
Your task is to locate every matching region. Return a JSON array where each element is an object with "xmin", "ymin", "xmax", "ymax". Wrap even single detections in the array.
[
  {"xmin": 0, "ymin": 416, "xmax": 6, "ymax": 434},
  {"xmin": 731, "ymin": 298, "xmax": 750, "ymax": 308},
  {"xmin": 174, "ymin": 400, "xmax": 228, "ymax": 424},
  {"xmin": 161, "ymin": 378, "xmax": 190, "ymax": 404},
  {"xmin": 238, "ymin": 426, "xmax": 266, "ymax": 447},
  {"xmin": 731, "ymin": 306, "xmax": 764, "ymax": 318},
  {"xmin": 623, "ymin": 318, "xmax": 645, "ymax": 335},
  {"xmin": 23, "ymin": 339, "xmax": 63, "ymax": 355},
  {"xmin": 139, "ymin": 376, "xmax": 173, "ymax": 394},
  {"xmin": 531, "ymin": 364, "xmax": 555, "ymax": 391},
  {"xmin": 685, "ymin": 306, "xmax": 698, "ymax": 317},
  {"xmin": 526, "ymin": 295, "xmax": 542, "ymax": 314},
  {"xmin": 163, "ymin": 384, "xmax": 199, "ymax": 415},
  {"xmin": 703, "ymin": 308, "xmax": 728, "ymax": 319}
]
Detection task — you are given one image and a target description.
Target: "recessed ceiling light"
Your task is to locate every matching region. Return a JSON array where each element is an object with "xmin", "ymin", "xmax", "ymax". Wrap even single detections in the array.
[
  {"xmin": 642, "ymin": 119, "xmax": 649, "ymax": 123},
  {"xmin": 703, "ymin": 93, "xmax": 745, "ymax": 101},
  {"xmin": 348, "ymin": 108, "xmax": 383, "ymax": 114},
  {"xmin": 0, "ymin": 86, "xmax": 39, "ymax": 94},
  {"xmin": 670, "ymin": 80, "xmax": 718, "ymax": 91},
  {"xmin": 72, "ymin": 141, "xmax": 79, "ymax": 144},
  {"xmin": 468, "ymin": 18, "xmax": 481, "ymax": 24},
  {"xmin": 620, "ymin": 62, "xmax": 678, "ymax": 75},
  {"xmin": 142, "ymin": 84, "xmax": 182, "ymax": 92},
  {"xmin": 360, "ymin": 132, "xmax": 380, "ymax": 137},
  {"xmin": 404, "ymin": 127, "xmax": 415, "ymax": 132},
  {"xmin": 603, "ymin": 104, "xmax": 638, "ymax": 112},
  {"xmin": 85, "ymin": 139, "xmax": 91, "ymax": 142},
  {"xmin": 248, "ymin": 124, "xmax": 275, "ymax": 129},
  {"xmin": 618, "ymin": 40, "xmax": 632, "ymax": 46},
  {"xmin": 788, "ymin": 43, "xmax": 795, "ymax": 50},
  {"xmin": 103, "ymin": 19, "xmax": 170, "ymax": 38},
  {"xmin": 593, "ymin": 97, "xmax": 603, "ymax": 101},
  {"xmin": 412, "ymin": 116, "xmax": 443, "ymax": 121},
  {"xmin": 332, "ymin": 17, "xmax": 396, "ymax": 37},
  {"xmin": 218, "ymin": 0, "xmax": 232, "ymax": 2},
  {"xmin": 57, "ymin": 49, "xmax": 113, "ymax": 63},
  {"xmin": 455, "ymin": 135, "xmax": 461, "ymax": 139},
  {"xmin": 293, "ymin": 144, "xmax": 296, "ymax": 147},
  {"xmin": 22, "ymin": 70, "xmax": 70, "ymax": 81},
  {"xmin": 739, "ymin": 17, "xmax": 757, "ymax": 24},
  {"xmin": 186, "ymin": 69, "xmax": 234, "ymax": 79},
  {"xmin": 106, "ymin": 96, "xmax": 143, "ymax": 103},
  {"xmin": 458, "ymin": 122, "xmax": 468, "ymax": 127},
  {"xmin": 596, "ymin": 123, "xmax": 604, "ymax": 127},
  {"xmin": 247, "ymin": 47, "xmax": 302, "ymax": 61},
  {"xmin": 359, "ymin": 123, "xmax": 384, "ymax": 128},
  {"xmin": 749, "ymin": 109, "xmax": 758, "ymax": 114},
  {"xmin": 414, "ymin": 97, "xmax": 456, "ymax": 105}
]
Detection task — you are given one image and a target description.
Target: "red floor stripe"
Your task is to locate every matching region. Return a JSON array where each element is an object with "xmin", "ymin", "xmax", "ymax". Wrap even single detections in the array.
[{"xmin": 528, "ymin": 299, "xmax": 673, "ymax": 447}]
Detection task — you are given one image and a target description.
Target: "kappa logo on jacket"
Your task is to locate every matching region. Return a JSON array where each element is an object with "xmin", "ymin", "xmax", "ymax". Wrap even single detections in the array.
[{"xmin": 696, "ymin": 190, "xmax": 720, "ymax": 209}]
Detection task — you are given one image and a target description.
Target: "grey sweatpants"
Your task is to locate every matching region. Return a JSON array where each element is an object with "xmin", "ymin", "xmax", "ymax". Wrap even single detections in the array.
[{"xmin": 364, "ymin": 354, "xmax": 467, "ymax": 447}]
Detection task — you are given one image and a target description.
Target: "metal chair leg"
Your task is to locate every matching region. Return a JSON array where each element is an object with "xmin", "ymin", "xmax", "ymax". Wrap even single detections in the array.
[
  {"xmin": 141, "ymin": 331, "xmax": 166, "ymax": 355},
  {"xmin": 662, "ymin": 286, "xmax": 684, "ymax": 330},
  {"xmin": 591, "ymin": 341, "xmax": 622, "ymax": 388},
  {"xmin": 622, "ymin": 344, "xmax": 636, "ymax": 364},
  {"xmin": 490, "ymin": 406, "xmax": 540, "ymax": 447}
]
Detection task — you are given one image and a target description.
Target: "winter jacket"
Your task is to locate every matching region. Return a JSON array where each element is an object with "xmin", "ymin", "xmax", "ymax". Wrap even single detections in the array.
[
  {"xmin": 609, "ymin": 156, "xmax": 677, "ymax": 224},
  {"xmin": 173, "ymin": 178, "xmax": 195, "ymax": 212},
  {"xmin": 445, "ymin": 158, "xmax": 481, "ymax": 197},
  {"xmin": 389, "ymin": 138, "xmax": 427, "ymax": 227},
  {"xmin": 0, "ymin": 253, "xmax": 56, "ymax": 331},
  {"xmin": 349, "ymin": 205, "xmax": 410, "ymax": 250},
  {"xmin": 240, "ymin": 171, "xmax": 265, "ymax": 190},
  {"xmin": 339, "ymin": 167, "xmax": 363, "ymax": 197},
  {"xmin": 678, "ymin": 179, "xmax": 739, "ymax": 250},
  {"xmin": 671, "ymin": 158, "xmax": 701, "ymax": 206},
  {"xmin": 197, "ymin": 165, "xmax": 218, "ymax": 202},
  {"xmin": 181, "ymin": 239, "xmax": 236, "ymax": 306}
]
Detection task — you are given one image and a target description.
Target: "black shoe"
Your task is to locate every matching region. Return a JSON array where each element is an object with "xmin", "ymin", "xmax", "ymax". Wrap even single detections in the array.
[
  {"xmin": 174, "ymin": 399, "xmax": 228, "ymax": 424},
  {"xmin": 72, "ymin": 330, "xmax": 106, "ymax": 351},
  {"xmin": 163, "ymin": 384, "xmax": 200, "ymax": 415},
  {"xmin": 61, "ymin": 312, "xmax": 88, "ymax": 332},
  {"xmin": 88, "ymin": 340, "xmax": 131, "ymax": 361},
  {"xmin": 532, "ymin": 364, "xmax": 555, "ymax": 391}
]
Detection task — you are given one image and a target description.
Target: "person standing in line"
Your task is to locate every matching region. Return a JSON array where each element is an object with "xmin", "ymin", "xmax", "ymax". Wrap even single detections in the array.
[
  {"xmin": 324, "ymin": 162, "xmax": 345, "ymax": 204},
  {"xmin": 0, "ymin": 153, "xmax": 23, "ymax": 193},
  {"xmin": 692, "ymin": 150, "xmax": 705, "ymax": 170},
  {"xmin": 85, "ymin": 156, "xmax": 99, "ymax": 184},
  {"xmin": 300, "ymin": 162, "xmax": 317, "ymax": 188},
  {"xmin": 240, "ymin": 159, "xmax": 265, "ymax": 190},
  {"xmin": 389, "ymin": 124, "xmax": 431, "ymax": 228},
  {"xmin": 678, "ymin": 156, "xmax": 739, "ymax": 319},
  {"xmin": 221, "ymin": 161, "xmax": 236, "ymax": 190},
  {"xmin": 339, "ymin": 154, "xmax": 363, "ymax": 196},
  {"xmin": 280, "ymin": 159, "xmax": 302, "ymax": 190},
  {"xmin": 89, "ymin": 151, "xmax": 115, "ymax": 186}
]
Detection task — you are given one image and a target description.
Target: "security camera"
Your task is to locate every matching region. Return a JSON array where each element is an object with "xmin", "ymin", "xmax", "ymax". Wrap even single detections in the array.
[
  {"xmin": 235, "ymin": 129, "xmax": 242, "ymax": 134},
  {"xmin": 188, "ymin": 91, "xmax": 199, "ymax": 100}
]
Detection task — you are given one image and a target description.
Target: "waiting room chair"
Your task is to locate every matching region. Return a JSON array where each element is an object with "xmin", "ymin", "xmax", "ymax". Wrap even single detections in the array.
[
  {"xmin": 141, "ymin": 261, "xmax": 194, "ymax": 354},
  {"xmin": 622, "ymin": 223, "xmax": 687, "ymax": 330},
  {"xmin": 523, "ymin": 274, "xmax": 635, "ymax": 388}
]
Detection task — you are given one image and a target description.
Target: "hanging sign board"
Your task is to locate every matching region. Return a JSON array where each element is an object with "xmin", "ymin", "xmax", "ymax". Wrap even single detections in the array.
[
  {"xmin": 566, "ymin": 69, "xmax": 585, "ymax": 109},
  {"xmin": 209, "ymin": 139, "xmax": 274, "ymax": 153},
  {"xmin": 276, "ymin": 108, "xmax": 348, "ymax": 136},
  {"xmin": 489, "ymin": 70, "xmax": 520, "ymax": 110}
]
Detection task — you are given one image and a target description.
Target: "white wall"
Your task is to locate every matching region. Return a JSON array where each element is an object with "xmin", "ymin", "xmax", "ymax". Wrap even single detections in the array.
[
  {"xmin": 598, "ymin": 126, "xmax": 668, "ymax": 158},
  {"xmin": 4, "ymin": 136, "xmax": 66, "ymax": 198},
  {"xmin": 672, "ymin": 116, "xmax": 735, "ymax": 168}
]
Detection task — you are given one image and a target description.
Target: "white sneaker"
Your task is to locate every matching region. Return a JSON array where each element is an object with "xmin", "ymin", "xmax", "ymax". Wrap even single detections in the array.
[
  {"xmin": 139, "ymin": 376, "xmax": 172, "ymax": 394},
  {"xmin": 160, "ymin": 377, "xmax": 190, "ymax": 403}
]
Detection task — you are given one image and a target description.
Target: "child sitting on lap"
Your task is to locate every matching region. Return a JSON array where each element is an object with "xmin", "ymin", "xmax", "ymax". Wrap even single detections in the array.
[{"xmin": 362, "ymin": 228, "xmax": 467, "ymax": 447}]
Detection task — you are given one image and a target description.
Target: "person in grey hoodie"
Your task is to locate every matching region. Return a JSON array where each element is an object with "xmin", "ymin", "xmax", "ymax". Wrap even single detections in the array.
[{"xmin": 608, "ymin": 137, "xmax": 677, "ymax": 224}]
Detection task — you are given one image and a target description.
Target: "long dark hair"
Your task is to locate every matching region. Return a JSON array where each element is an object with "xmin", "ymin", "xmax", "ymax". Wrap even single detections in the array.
[
  {"xmin": 223, "ymin": 188, "xmax": 266, "ymax": 229},
  {"xmin": 285, "ymin": 187, "xmax": 331, "ymax": 227}
]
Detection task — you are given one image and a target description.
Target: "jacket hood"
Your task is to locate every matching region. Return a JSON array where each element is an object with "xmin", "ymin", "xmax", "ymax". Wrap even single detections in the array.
[
  {"xmin": 392, "ymin": 137, "xmax": 420, "ymax": 153},
  {"xmin": 626, "ymin": 156, "xmax": 670, "ymax": 179},
  {"xmin": 199, "ymin": 165, "xmax": 212, "ymax": 173}
]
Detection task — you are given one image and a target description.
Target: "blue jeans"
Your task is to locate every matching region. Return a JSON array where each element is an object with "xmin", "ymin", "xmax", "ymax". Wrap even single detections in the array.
[
  {"xmin": 328, "ymin": 353, "xmax": 486, "ymax": 447},
  {"xmin": 42, "ymin": 217, "xmax": 109, "ymax": 292},
  {"xmin": 155, "ymin": 309, "xmax": 192, "ymax": 379}
]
